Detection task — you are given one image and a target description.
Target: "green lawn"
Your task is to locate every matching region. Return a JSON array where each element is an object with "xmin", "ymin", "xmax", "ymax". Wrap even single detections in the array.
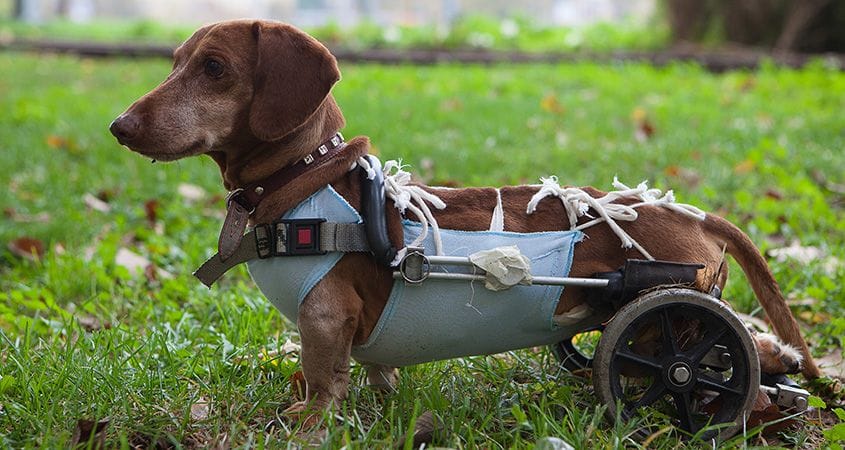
[{"xmin": 0, "ymin": 52, "xmax": 844, "ymax": 448}]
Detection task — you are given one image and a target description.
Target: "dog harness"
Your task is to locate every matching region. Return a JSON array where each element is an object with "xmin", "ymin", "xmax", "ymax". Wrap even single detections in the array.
[{"xmin": 246, "ymin": 185, "xmax": 585, "ymax": 367}]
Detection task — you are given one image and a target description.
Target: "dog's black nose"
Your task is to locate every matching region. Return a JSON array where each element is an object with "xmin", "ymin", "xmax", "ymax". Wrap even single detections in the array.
[{"xmin": 110, "ymin": 114, "xmax": 140, "ymax": 144}]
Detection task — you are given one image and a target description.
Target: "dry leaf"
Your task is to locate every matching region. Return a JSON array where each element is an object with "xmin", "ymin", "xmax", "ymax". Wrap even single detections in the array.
[
  {"xmin": 71, "ymin": 418, "xmax": 109, "ymax": 449},
  {"xmin": 748, "ymin": 404, "xmax": 796, "ymax": 436},
  {"xmin": 144, "ymin": 199, "xmax": 159, "ymax": 226},
  {"xmin": 765, "ymin": 188, "xmax": 784, "ymax": 200},
  {"xmin": 83, "ymin": 193, "xmax": 111, "ymax": 213},
  {"xmin": 767, "ymin": 242, "xmax": 843, "ymax": 274},
  {"xmin": 395, "ymin": 410, "xmax": 444, "ymax": 449},
  {"xmin": 177, "ymin": 183, "xmax": 206, "ymax": 202},
  {"xmin": 190, "ymin": 397, "xmax": 210, "ymax": 421},
  {"xmin": 734, "ymin": 159, "xmax": 756, "ymax": 174},
  {"xmin": 818, "ymin": 347, "xmax": 845, "ymax": 380},
  {"xmin": 636, "ymin": 119, "xmax": 655, "ymax": 141},
  {"xmin": 540, "ymin": 94, "xmax": 564, "ymax": 114},
  {"xmin": 46, "ymin": 134, "xmax": 68, "ymax": 149},
  {"xmin": 8, "ymin": 237, "xmax": 45, "ymax": 260},
  {"xmin": 96, "ymin": 189, "xmax": 116, "ymax": 203},
  {"xmin": 115, "ymin": 248, "xmax": 149, "ymax": 274},
  {"xmin": 3, "ymin": 207, "xmax": 51, "ymax": 223},
  {"xmin": 663, "ymin": 165, "xmax": 700, "ymax": 188},
  {"xmin": 290, "ymin": 370, "xmax": 306, "ymax": 401},
  {"xmin": 77, "ymin": 316, "xmax": 110, "ymax": 332}
]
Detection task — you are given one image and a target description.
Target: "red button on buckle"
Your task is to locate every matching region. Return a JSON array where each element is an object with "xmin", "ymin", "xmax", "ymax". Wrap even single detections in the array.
[{"xmin": 297, "ymin": 227, "xmax": 312, "ymax": 246}]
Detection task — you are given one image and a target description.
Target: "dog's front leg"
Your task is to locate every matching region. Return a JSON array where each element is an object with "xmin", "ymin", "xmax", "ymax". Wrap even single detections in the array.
[{"xmin": 284, "ymin": 276, "xmax": 360, "ymax": 426}]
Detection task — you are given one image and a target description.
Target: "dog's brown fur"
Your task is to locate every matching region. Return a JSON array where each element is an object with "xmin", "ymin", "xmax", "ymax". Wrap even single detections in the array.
[{"xmin": 112, "ymin": 19, "xmax": 820, "ymax": 421}]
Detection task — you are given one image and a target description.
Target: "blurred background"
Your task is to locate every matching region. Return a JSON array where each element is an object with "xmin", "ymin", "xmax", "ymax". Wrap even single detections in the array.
[{"xmin": 2, "ymin": 0, "xmax": 844, "ymax": 53}]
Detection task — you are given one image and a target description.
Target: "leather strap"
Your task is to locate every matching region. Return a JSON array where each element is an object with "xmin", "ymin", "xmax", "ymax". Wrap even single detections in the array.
[
  {"xmin": 216, "ymin": 132, "xmax": 345, "ymax": 261},
  {"xmin": 195, "ymin": 221, "xmax": 371, "ymax": 287}
]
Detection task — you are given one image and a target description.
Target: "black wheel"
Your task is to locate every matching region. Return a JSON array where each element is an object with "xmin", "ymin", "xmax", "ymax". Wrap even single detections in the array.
[
  {"xmin": 552, "ymin": 327, "xmax": 603, "ymax": 372},
  {"xmin": 593, "ymin": 288, "xmax": 759, "ymax": 441}
]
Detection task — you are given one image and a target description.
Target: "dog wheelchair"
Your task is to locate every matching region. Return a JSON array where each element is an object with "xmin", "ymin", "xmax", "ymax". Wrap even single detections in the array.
[{"xmin": 396, "ymin": 250, "xmax": 810, "ymax": 441}]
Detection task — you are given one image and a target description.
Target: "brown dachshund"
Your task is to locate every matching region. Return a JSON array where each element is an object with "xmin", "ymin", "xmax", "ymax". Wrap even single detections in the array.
[{"xmin": 111, "ymin": 19, "xmax": 819, "ymax": 425}]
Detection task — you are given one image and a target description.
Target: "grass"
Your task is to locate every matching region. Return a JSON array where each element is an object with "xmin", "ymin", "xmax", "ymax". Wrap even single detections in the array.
[{"xmin": 0, "ymin": 50, "xmax": 844, "ymax": 448}]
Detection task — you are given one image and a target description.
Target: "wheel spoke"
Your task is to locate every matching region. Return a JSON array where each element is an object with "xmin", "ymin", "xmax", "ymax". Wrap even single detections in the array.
[
  {"xmin": 673, "ymin": 391, "xmax": 698, "ymax": 433},
  {"xmin": 615, "ymin": 349, "xmax": 662, "ymax": 371},
  {"xmin": 687, "ymin": 323, "xmax": 727, "ymax": 364},
  {"xmin": 628, "ymin": 379, "xmax": 667, "ymax": 410},
  {"xmin": 659, "ymin": 309, "xmax": 679, "ymax": 355},
  {"xmin": 696, "ymin": 373, "xmax": 743, "ymax": 397}
]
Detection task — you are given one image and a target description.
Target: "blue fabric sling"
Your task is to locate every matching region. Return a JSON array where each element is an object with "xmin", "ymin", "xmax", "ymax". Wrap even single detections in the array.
[{"xmin": 248, "ymin": 186, "xmax": 584, "ymax": 367}]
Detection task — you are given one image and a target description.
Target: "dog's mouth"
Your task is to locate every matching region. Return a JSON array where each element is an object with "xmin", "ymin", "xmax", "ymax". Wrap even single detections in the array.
[{"xmin": 128, "ymin": 140, "xmax": 208, "ymax": 162}]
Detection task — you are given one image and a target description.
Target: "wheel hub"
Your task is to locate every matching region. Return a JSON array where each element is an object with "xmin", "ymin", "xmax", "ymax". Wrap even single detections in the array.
[{"xmin": 665, "ymin": 360, "xmax": 695, "ymax": 390}]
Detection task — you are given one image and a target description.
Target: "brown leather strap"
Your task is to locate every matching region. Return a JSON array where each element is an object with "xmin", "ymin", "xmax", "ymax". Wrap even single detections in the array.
[
  {"xmin": 230, "ymin": 133, "xmax": 346, "ymax": 213},
  {"xmin": 218, "ymin": 200, "xmax": 251, "ymax": 261},
  {"xmin": 216, "ymin": 132, "xmax": 345, "ymax": 260}
]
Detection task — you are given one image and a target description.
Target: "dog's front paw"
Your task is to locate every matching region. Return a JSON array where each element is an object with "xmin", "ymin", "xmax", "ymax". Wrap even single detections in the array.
[
  {"xmin": 754, "ymin": 332, "xmax": 802, "ymax": 375},
  {"xmin": 284, "ymin": 401, "xmax": 328, "ymax": 432}
]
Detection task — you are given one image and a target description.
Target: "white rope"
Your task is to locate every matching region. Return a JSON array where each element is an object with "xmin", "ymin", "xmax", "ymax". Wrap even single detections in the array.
[
  {"xmin": 526, "ymin": 176, "xmax": 705, "ymax": 260},
  {"xmin": 489, "ymin": 188, "xmax": 504, "ymax": 232},
  {"xmin": 382, "ymin": 160, "xmax": 447, "ymax": 258},
  {"xmin": 355, "ymin": 156, "xmax": 377, "ymax": 180}
]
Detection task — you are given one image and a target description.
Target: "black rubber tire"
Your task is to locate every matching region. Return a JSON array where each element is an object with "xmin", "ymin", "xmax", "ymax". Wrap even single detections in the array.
[{"xmin": 593, "ymin": 288, "xmax": 760, "ymax": 442}]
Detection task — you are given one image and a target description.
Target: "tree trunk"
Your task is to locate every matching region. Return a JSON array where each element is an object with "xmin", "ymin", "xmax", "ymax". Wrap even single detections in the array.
[
  {"xmin": 666, "ymin": 0, "xmax": 713, "ymax": 43},
  {"xmin": 775, "ymin": 0, "xmax": 831, "ymax": 51}
]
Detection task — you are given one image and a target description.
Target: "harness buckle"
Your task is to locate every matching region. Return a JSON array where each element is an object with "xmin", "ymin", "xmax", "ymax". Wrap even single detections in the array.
[
  {"xmin": 281, "ymin": 218, "xmax": 327, "ymax": 255},
  {"xmin": 226, "ymin": 188, "xmax": 256, "ymax": 215},
  {"xmin": 254, "ymin": 224, "xmax": 273, "ymax": 258}
]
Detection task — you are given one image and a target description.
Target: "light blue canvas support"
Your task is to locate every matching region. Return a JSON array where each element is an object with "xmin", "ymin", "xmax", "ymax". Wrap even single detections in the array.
[
  {"xmin": 351, "ymin": 221, "xmax": 584, "ymax": 367},
  {"xmin": 247, "ymin": 186, "xmax": 362, "ymax": 322}
]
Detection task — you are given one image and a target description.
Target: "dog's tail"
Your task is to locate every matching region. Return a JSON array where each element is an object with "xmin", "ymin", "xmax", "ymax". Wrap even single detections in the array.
[{"xmin": 704, "ymin": 214, "xmax": 820, "ymax": 379}]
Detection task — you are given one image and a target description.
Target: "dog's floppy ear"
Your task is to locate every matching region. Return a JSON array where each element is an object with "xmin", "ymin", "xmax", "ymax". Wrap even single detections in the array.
[{"xmin": 249, "ymin": 21, "xmax": 341, "ymax": 142}]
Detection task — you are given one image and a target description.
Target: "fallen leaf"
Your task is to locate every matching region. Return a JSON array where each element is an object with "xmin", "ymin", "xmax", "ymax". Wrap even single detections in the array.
[
  {"xmin": 733, "ymin": 159, "xmax": 756, "ymax": 174},
  {"xmin": 46, "ymin": 134, "xmax": 68, "ymax": 149},
  {"xmin": 739, "ymin": 76, "xmax": 756, "ymax": 92},
  {"xmin": 635, "ymin": 119, "xmax": 655, "ymax": 141},
  {"xmin": 71, "ymin": 418, "xmax": 109, "ymax": 449},
  {"xmin": 764, "ymin": 188, "xmax": 784, "ymax": 200},
  {"xmin": 540, "ymin": 94, "xmax": 564, "ymax": 114},
  {"xmin": 144, "ymin": 199, "xmax": 159, "ymax": 226},
  {"xmin": 395, "ymin": 410, "xmax": 444, "ymax": 449},
  {"xmin": 663, "ymin": 165, "xmax": 700, "ymax": 188},
  {"xmin": 768, "ymin": 242, "xmax": 822, "ymax": 264},
  {"xmin": 439, "ymin": 98, "xmax": 464, "ymax": 112},
  {"xmin": 3, "ymin": 207, "xmax": 51, "ymax": 223},
  {"xmin": 77, "ymin": 316, "xmax": 110, "ymax": 332},
  {"xmin": 290, "ymin": 370, "xmax": 306, "ymax": 401},
  {"xmin": 177, "ymin": 183, "xmax": 206, "ymax": 202},
  {"xmin": 95, "ymin": 189, "xmax": 116, "ymax": 203},
  {"xmin": 747, "ymin": 404, "xmax": 796, "ymax": 436},
  {"xmin": 115, "ymin": 248, "xmax": 149, "ymax": 274},
  {"xmin": 190, "ymin": 397, "xmax": 210, "ymax": 421},
  {"xmin": 8, "ymin": 237, "xmax": 45, "ymax": 260},
  {"xmin": 534, "ymin": 437, "xmax": 575, "ymax": 450},
  {"xmin": 83, "ymin": 193, "xmax": 111, "ymax": 213},
  {"xmin": 818, "ymin": 347, "xmax": 845, "ymax": 380}
]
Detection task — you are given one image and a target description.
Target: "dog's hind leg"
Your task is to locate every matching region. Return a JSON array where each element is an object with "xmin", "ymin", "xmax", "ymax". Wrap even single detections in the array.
[{"xmin": 364, "ymin": 364, "xmax": 398, "ymax": 391}]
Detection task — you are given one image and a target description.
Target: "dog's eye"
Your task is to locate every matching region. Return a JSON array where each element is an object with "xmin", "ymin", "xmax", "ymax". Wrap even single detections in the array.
[{"xmin": 204, "ymin": 59, "xmax": 224, "ymax": 78}]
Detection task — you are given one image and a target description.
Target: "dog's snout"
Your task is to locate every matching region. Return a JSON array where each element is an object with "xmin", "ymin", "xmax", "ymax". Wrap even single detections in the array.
[{"xmin": 110, "ymin": 114, "xmax": 140, "ymax": 144}]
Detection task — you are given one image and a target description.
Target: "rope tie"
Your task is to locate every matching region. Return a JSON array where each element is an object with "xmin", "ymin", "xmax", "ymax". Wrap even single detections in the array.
[
  {"xmin": 526, "ymin": 176, "xmax": 705, "ymax": 260},
  {"xmin": 381, "ymin": 160, "xmax": 447, "ymax": 258}
]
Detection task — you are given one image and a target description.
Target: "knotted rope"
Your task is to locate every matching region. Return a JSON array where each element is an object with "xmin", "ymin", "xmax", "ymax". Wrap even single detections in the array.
[
  {"xmin": 526, "ymin": 176, "xmax": 705, "ymax": 260},
  {"xmin": 357, "ymin": 156, "xmax": 447, "ymax": 262}
]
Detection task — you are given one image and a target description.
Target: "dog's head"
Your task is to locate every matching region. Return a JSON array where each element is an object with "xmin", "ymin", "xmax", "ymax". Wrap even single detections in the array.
[{"xmin": 110, "ymin": 19, "xmax": 340, "ymax": 161}]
